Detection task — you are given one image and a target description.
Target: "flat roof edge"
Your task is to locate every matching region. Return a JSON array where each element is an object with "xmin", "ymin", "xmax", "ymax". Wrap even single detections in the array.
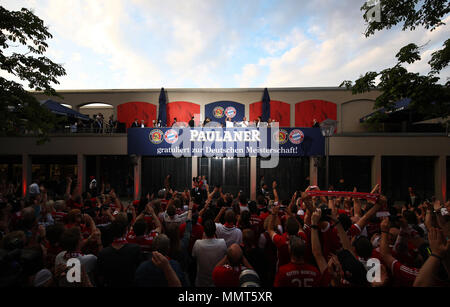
[{"xmin": 30, "ymin": 87, "xmax": 381, "ymax": 94}]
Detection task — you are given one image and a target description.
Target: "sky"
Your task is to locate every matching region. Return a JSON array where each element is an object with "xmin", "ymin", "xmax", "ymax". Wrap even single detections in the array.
[{"xmin": 2, "ymin": 0, "xmax": 450, "ymax": 89}]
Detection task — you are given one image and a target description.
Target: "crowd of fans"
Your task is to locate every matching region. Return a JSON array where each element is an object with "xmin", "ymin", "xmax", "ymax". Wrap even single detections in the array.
[{"xmin": 0, "ymin": 174, "xmax": 449, "ymax": 287}]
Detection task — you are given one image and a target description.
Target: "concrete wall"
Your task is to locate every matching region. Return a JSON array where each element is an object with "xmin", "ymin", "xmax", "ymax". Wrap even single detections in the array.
[
  {"xmin": 0, "ymin": 136, "xmax": 127, "ymax": 155},
  {"xmin": 329, "ymin": 135, "xmax": 450, "ymax": 156}
]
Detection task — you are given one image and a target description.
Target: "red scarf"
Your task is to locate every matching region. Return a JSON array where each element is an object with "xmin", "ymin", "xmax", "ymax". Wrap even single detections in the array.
[
  {"xmin": 306, "ymin": 191, "xmax": 380, "ymax": 201},
  {"xmin": 224, "ymin": 222, "xmax": 235, "ymax": 229},
  {"xmin": 112, "ymin": 237, "xmax": 128, "ymax": 245}
]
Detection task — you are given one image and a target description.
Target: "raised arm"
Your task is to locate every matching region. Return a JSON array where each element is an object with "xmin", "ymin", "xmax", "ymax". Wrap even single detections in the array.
[
  {"xmin": 152, "ymin": 251, "xmax": 181, "ymax": 287},
  {"xmin": 272, "ymin": 181, "xmax": 279, "ymax": 203},
  {"xmin": 289, "ymin": 191, "xmax": 298, "ymax": 208},
  {"xmin": 199, "ymin": 198, "xmax": 211, "ymax": 218},
  {"xmin": 414, "ymin": 227, "xmax": 449, "ymax": 286},
  {"xmin": 215, "ymin": 206, "xmax": 227, "ymax": 223},
  {"xmin": 146, "ymin": 204, "xmax": 162, "ymax": 233},
  {"xmin": 311, "ymin": 209, "xmax": 328, "ymax": 274},
  {"xmin": 353, "ymin": 198, "xmax": 362, "ymax": 218},
  {"xmin": 328, "ymin": 199, "xmax": 355, "ymax": 256},
  {"xmin": 267, "ymin": 206, "xmax": 280, "ymax": 239},
  {"xmin": 379, "ymin": 217, "xmax": 396, "ymax": 269},
  {"xmin": 181, "ymin": 202, "xmax": 194, "ymax": 251},
  {"xmin": 110, "ymin": 189, "xmax": 123, "ymax": 211},
  {"xmin": 354, "ymin": 196, "xmax": 383, "ymax": 230},
  {"xmin": 301, "ymin": 193, "xmax": 315, "ymax": 226},
  {"xmin": 65, "ymin": 177, "xmax": 73, "ymax": 198}
]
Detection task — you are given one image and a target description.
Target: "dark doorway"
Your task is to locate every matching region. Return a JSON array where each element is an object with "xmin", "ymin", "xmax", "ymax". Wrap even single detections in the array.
[
  {"xmin": 317, "ymin": 156, "xmax": 372, "ymax": 192},
  {"xmin": 257, "ymin": 157, "xmax": 310, "ymax": 201},
  {"xmin": 198, "ymin": 157, "xmax": 250, "ymax": 197},
  {"xmin": 382, "ymin": 156, "xmax": 435, "ymax": 203},
  {"xmin": 142, "ymin": 157, "xmax": 192, "ymax": 195},
  {"xmin": 85, "ymin": 155, "xmax": 134, "ymax": 198}
]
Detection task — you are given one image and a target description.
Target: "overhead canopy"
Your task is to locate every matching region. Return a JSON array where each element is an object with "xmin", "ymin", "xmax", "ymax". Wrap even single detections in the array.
[
  {"xmin": 42, "ymin": 100, "xmax": 90, "ymax": 120},
  {"xmin": 360, "ymin": 98, "xmax": 411, "ymax": 123}
]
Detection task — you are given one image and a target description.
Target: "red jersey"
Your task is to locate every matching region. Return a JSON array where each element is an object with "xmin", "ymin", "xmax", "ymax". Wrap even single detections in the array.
[
  {"xmin": 338, "ymin": 209, "xmax": 351, "ymax": 216},
  {"xmin": 274, "ymin": 262, "xmax": 322, "ymax": 287},
  {"xmin": 347, "ymin": 223, "xmax": 362, "ymax": 237},
  {"xmin": 272, "ymin": 232, "xmax": 308, "ymax": 268},
  {"xmin": 126, "ymin": 230, "xmax": 158, "ymax": 252},
  {"xmin": 304, "ymin": 223, "xmax": 341, "ymax": 261},
  {"xmin": 250, "ymin": 214, "xmax": 263, "ymax": 236},
  {"xmin": 179, "ymin": 222, "xmax": 204, "ymax": 253},
  {"xmin": 52, "ymin": 211, "xmax": 67, "ymax": 224},
  {"xmin": 94, "ymin": 214, "xmax": 111, "ymax": 226},
  {"xmin": 212, "ymin": 264, "xmax": 246, "ymax": 287},
  {"xmin": 259, "ymin": 211, "xmax": 270, "ymax": 221},
  {"xmin": 66, "ymin": 199, "xmax": 82, "ymax": 210},
  {"xmin": 391, "ymin": 259, "xmax": 419, "ymax": 287}
]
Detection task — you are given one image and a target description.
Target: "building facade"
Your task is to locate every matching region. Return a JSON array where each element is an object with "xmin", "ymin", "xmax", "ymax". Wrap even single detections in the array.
[{"xmin": 0, "ymin": 87, "xmax": 448, "ymax": 203}]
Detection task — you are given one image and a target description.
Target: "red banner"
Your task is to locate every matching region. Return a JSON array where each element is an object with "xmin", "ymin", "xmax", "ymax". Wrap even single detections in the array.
[{"xmin": 306, "ymin": 191, "xmax": 380, "ymax": 201}]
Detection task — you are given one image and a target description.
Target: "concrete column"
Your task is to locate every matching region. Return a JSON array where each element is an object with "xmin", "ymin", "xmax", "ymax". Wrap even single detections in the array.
[
  {"xmin": 435, "ymin": 155, "xmax": 446, "ymax": 202},
  {"xmin": 192, "ymin": 156, "xmax": 198, "ymax": 179},
  {"xmin": 309, "ymin": 157, "xmax": 318, "ymax": 186},
  {"xmin": 77, "ymin": 153, "xmax": 86, "ymax": 194},
  {"xmin": 250, "ymin": 157, "xmax": 257, "ymax": 200},
  {"xmin": 371, "ymin": 155, "xmax": 382, "ymax": 192},
  {"xmin": 133, "ymin": 155, "xmax": 142, "ymax": 200},
  {"xmin": 22, "ymin": 154, "xmax": 32, "ymax": 198}
]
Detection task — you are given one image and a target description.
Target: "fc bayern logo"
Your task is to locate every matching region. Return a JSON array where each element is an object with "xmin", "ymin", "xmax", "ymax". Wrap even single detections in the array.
[
  {"xmin": 164, "ymin": 129, "xmax": 179, "ymax": 144},
  {"xmin": 213, "ymin": 106, "xmax": 224, "ymax": 118},
  {"xmin": 289, "ymin": 129, "xmax": 304, "ymax": 144},
  {"xmin": 224, "ymin": 106, "xmax": 237, "ymax": 118},
  {"xmin": 149, "ymin": 129, "xmax": 163, "ymax": 144},
  {"xmin": 273, "ymin": 129, "xmax": 288, "ymax": 144}
]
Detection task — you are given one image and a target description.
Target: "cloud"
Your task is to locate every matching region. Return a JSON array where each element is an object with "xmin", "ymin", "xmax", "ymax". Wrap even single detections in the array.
[
  {"xmin": 2, "ymin": 0, "xmax": 449, "ymax": 89},
  {"xmin": 236, "ymin": 5, "xmax": 450, "ymax": 87}
]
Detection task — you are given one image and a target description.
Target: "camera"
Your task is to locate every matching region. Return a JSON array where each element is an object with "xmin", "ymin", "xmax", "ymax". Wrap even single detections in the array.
[{"xmin": 318, "ymin": 204, "xmax": 332, "ymax": 221}]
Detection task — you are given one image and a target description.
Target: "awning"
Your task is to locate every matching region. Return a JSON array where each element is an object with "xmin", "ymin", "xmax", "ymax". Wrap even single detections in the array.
[
  {"xmin": 360, "ymin": 98, "xmax": 411, "ymax": 123},
  {"xmin": 42, "ymin": 100, "xmax": 90, "ymax": 120}
]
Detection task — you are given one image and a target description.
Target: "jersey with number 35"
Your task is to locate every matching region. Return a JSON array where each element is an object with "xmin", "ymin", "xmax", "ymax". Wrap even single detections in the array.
[{"xmin": 274, "ymin": 262, "xmax": 322, "ymax": 287}]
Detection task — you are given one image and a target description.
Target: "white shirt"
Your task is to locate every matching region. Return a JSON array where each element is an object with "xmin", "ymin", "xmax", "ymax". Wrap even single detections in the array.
[
  {"xmin": 192, "ymin": 238, "xmax": 227, "ymax": 287},
  {"xmin": 241, "ymin": 121, "xmax": 249, "ymax": 127},
  {"xmin": 215, "ymin": 223, "xmax": 242, "ymax": 247},
  {"xmin": 55, "ymin": 251, "xmax": 97, "ymax": 275},
  {"xmin": 226, "ymin": 120, "xmax": 233, "ymax": 128}
]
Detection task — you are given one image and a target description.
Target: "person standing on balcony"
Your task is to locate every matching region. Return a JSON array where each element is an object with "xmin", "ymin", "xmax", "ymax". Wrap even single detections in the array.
[
  {"xmin": 312, "ymin": 118, "xmax": 320, "ymax": 128},
  {"xmin": 189, "ymin": 116, "xmax": 195, "ymax": 128},
  {"xmin": 131, "ymin": 119, "xmax": 139, "ymax": 128}
]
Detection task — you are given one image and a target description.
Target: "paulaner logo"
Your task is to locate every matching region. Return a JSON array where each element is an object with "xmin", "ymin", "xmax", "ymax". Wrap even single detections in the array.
[
  {"xmin": 169, "ymin": 122, "xmax": 280, "ymax": 169},
  {"xmin": 189, "ymin": 130, "xmax": 261, "ymax": 142}
]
